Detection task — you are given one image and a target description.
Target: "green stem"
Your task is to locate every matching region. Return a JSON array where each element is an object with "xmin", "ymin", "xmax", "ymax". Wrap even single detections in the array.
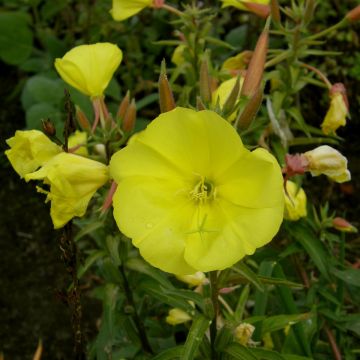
[
  {"xmin": 307, "ymin": 18, "xmax": 347, "ymax": 41},
  {"xmin": 210, "ymin": 271, "xmax": 219, "ymax": 360},
  {"xmin": 119, "ymin": 265, "xmax": 153, "ymax": 354}
]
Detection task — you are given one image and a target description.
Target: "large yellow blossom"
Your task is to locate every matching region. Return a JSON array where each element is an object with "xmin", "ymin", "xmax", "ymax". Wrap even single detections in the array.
[
  {"xmin": 321, "ymin": 92, "xmax": 348, "ymax": 135},
  {"xmin": 55, "ymin": 43, "xmax": 122, "ymax": 98},
  {"xmin": 25, "ymin": 153, "xmax": 109, "ymax": 229},
  {"xmin": 220, "ymin": 0, "xmax": 269, "ymax": 11},
  {"xmin": 5, "ymin": 130, "xmax": 61, "ymax": 178},
  {"xmin": 110, "ymin": 107, "xmax": 284, "ymax": 274},
  {"xmin": 111, "ymin": 0, "xmax": 153, "ymax": 21},
  {"xmin": 284, "ymin": 181, "xmax": 307, "ymax": 221}
]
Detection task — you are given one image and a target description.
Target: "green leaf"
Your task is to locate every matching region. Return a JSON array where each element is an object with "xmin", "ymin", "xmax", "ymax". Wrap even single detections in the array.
[
  {"xmin": 136, "ymin": 93, "xmax": 159, "ymax": 111},
  {"xmin": 77, "ymin": 250, "xmax": 107, "ymax": 279},
  {"xmin": 331, "ymin": 268, "xmax": 360, "ymax": 287},
  {"xmin": 286, "ymin": 221, "xmax": 330, "ymax": 280},
  {"xmin": 126, "ymin": 257, "xmax": 174, "ymax": 289},
  {"xmin": 223, "ymin": 343, "xmax": 258, "ymax": 360},
  {"xmin": 181, "ymin": 315, "xmax": 211, "ymax": 360},
  {"xmin": 235, "ymin": 284, "xmax": 250, "ymax": 323},
  {"xmin": 261, "ymin": 313, "xmax": 311, "ymax": 336},
  {"xmin": 0, "ymin": 12, "xmax": 33, "ymax": 65},
  {"xmin": 26, "ymin": 103, "xmax": 63, "ymax": 132},
  {"xmin": 163, "ymin": 288, "xmax": 205, "ymax": 311},
  {"xmin": 287, "ymin": 107, "xmax": 310, "ymax": 137},
  {"xmin": 282, "ymin": 355, "xmax": 313, "ymax": 360},
  {"xmin": 250, "ymin": 348, "xmax": 285, "ymax": 360},
  {"xmin": 74, "ymin": 221, "xmax": 104, "ymax": 242},
  {"xmin": 152, "ymin": 346, "xmax": 183, "ymax": 360},
  {"xmin": 232, "ymin": 262, "xmax": 264, "ymax": 292}
]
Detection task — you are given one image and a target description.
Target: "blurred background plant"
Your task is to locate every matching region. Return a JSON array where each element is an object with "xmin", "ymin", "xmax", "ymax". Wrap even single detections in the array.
[{"xmin": 1, "ymin": 0, "xmax": 359, "ymax": 359}]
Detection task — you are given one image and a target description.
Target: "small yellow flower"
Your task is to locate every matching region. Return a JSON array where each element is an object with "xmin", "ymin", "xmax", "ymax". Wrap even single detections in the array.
[
  {"xmin": 221, "ymin": 51, "xmax": 252, "ymax": 73},
  {"xmin": 111, "ymin": 0, "xmax": 153, "ymax": 21},
  {"xmin": 304, "ymin": 145, "xmax": 351, "ymax": 183},
  {"xmin": 220, "ymin": 0, "xmax": 269, "ymax": 11},
  {"xmin": 25, "ymin": 153, "xmax": 109, "ymax": 229},
  {"xmin": 234, "ymin": 323, "xmax": 255, "ymax": 346},
  {"xmin": 5, "ymin": 130, "xmax": 61, "ymax": 178},
  {"xmin": 176, "ymin": 272, "xmax": 207, "ymax": 287},
  {"xmin": 284, "ymin": 181, "xmax": 307, "ymax": 221},
  {"xmin": 68, "ymin": 130, "xmax": 88, "ymax": 156},
  {"xmin": 166, "ymin": 308, "xmax": 192, "ymax": 325},
  {"xmin": 321, "ymin": 92, "xmax": 348, "ymax": 135},
  {"xmin": 55, "ymin": 43, "xmax": 122, "ymax": 98},
  {"xmin": 171, "ymin": 44, "xmax": 186, "ymax": 66},
  {"xmin": 110, "ymin": 107, "xmax": 284, "ymax": 274}
]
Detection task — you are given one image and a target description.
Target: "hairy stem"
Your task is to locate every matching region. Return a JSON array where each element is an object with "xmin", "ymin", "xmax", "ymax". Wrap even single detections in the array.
[{"xmin": 210, "ymin": 271, "xmax": 219, "ymax": 360}]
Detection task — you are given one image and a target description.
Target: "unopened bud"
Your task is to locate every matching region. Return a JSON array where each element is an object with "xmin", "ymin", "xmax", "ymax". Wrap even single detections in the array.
[
  {"xmin": 75, "ymin": 106, "xmax": 91, "ymax": 131},
  {"xmin": 346, "ymin": 5, "xmax": 360, "ymax": 22},
  {"xmin": 122, "ymin": 99, "xmax": 136, "ymax": 132},
  {"xmin": 243, "ymin": 3, "xmax": 270, "ymax": 19},
  {"xmin": 270, "ymin": 0, "xmax": 281, "ymax": 23},
  {"xmin": 166, "ymin": 308, "xmax": 192, "ymax": 325},
  {"xmin": 284, "ymin": 181, "xmax": 307, "ymax": 221},
  {"xmin": 196, "ymin": 96, "xmax": 206, "ymax": 110},
  {"xmin": 222, "ymin": 76, "xmax": 242, "ymax": 116},
  {"xmin": 237, "ymin": 88, "xmax": 263, "ymax": 129},
  {"xmin": 152, "ymin": 0, "xmax": 165, "ymax": 8},
  {"xmin": 234, "ymin": 323, "xmax": 255, "ymax": 346},
  {"xmin": 176, "ymin": 272, "xmax": 207, "ymax": 287},
  {"xmin": 117, "ymin": 91, "xmax": 130, "ymax": 120},
  {"xmin": 159, "ymin": 59, "xmax": 176, "ymax": 113},
  {"xmin": 304, "ymin": 145, "xmax": 351, "ymax": 183},
  {"xmin": 332, "ymin": 217, "xmax": 358, "ymax": 233},
  {"xmin": 200, "ymin": 58, "xmax": 212, "ymax": 104},
  {"xmin": 42, "ymin": 119, "xmax": 56, "ymax": 137},
  {"xmin": 241, "ymin": 28, "xmax": 268, "ymax": 97}
]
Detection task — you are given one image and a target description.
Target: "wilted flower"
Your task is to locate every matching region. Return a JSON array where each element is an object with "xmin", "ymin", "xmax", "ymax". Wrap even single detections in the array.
[
  {"xmin": 111, "ymin": 0, "xmax": 153, "ymax": 21},
  {"xmin": 284, "ymin": 181, "xmax": 307, "ymax": 221},
  {"xmin": 55, "ymin": 43, "xmax": 122, "ymax": 98},
  {"xmin": 304, "ymin": 145, "xmax": 351, "ymax": 183},
  {"xmin": 166, "ymin": 308, "xmax": 192, "ymax": 325},
  {"xmin": 321, "ymin": 83, "xmax": 348, "ymax": 135},
  {"xmin": 176, "ymin": 272, "xmax": 207, "ymax": 287},
  {"xmin": 5, "ymin": 130, "xmax": 61, "ymax": 178},
  {"xmin": 234, "ymin": 323, "xmax": 255, "ymax": 346},
  {"xmin": 68, "ymin": 130, "xmax": 88, "ymax": 156},
  {"xmin": 221, "ymin": 0, "xmax": 269, "ymax": 11},
  {"xmin": 110, "ymin": 107, "xmax": 284, "ymax": 274},
  {"xmin": 25, "ymin": 153, "xmax": 109, "ymax": 229}
]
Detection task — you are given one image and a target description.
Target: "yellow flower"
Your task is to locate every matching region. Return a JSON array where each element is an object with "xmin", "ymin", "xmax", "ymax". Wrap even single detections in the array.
[
  {"xmin": 166, "ymin": 308, "xmax": 192, "ymax": 325},
  {"xmin": 176, "ymin": 272, "xmax": 207, "ymax": 287},
  {"xmin": 55, "ymin": 43, "xmax": 122, "ymax": 98},
  {"xmin": 68, "ymin": 130, "xmax": 88, "ymax": 156},
  {"xmin": 304, "ymin": 145, "xmax": 351, "ymax": 183},
  {"xmin": 5, "ymin": 130, "xmax": 61, "ymax": 178},
  {"xmin": 284, "ymin": 181, "xmax": 307, "ymax": 221},
  {"xmin": 234, "ymin": 323, "xmax": 255, "ymax": 346},
  {"xmin": 110, "ymin": 107, "xmax": 284, "ymax": 274},
  {"xmin": 25, "ymin": 153, "xmax": 109, "ymax": 229},
  {"xmin": 220, "ymin": 0, "xmax": 269, "ymax": 11},
  {"xmin": 321, "ymin": 93, "xmax": 348, "ymax": 135},
  {"xmin": 221, "ymin": 51, "xmax": 252, "ymax": 73},
  {"xmin": 212, "ymin": 77, "xmax": 243, "ymax": 121},
  {"xmin": 111, "ymin": 0, "xmax": 153, "ymax": 21},
  {"xmin": 171, "ymin": 44, "xmax": 186, "ymax": 66}
]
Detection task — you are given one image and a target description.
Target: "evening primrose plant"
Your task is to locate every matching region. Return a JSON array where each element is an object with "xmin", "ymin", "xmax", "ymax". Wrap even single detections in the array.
[{"xmin": 4, "ymin": 1, "xmax": 360, "ymax": 359}]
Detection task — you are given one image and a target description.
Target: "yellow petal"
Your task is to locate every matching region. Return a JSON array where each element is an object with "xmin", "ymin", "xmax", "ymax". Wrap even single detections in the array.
[
  {"xmin": 111, "ymin": 0, "xmax": 153, "ymax": 21},
  {"xmin": 25, "ymin": 153, "xmax": 108, "ymax": 228},
  {"xmin": 284, "ymin": 181, "xmax": 307, "ymax": 221},
  {"xmin": 55, "ymin": 43, "xmax": 122, "ymax": 98},
  {"xmin": 166, "ymin": 308, "xmax": 192, "ymax": 325},
  {"xmin": 321, "ymin": 93, "xmax": 348, "ymax": 135},
  {"xmin": 5, "ymin": 130, "xmax": 61, "ymax": 178},
  {"xmin": 68, "ymin": 130, "xmax": 88, "ymax": 156},
  {"xmin": 221, "ymin": 0, "xmax": 269, "ymax": 10}
]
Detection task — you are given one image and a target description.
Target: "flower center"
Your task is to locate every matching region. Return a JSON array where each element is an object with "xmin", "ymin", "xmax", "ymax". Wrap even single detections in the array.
[{"xmin": 189, "ymin": 176, "xmax": 215, "ymax": 203}]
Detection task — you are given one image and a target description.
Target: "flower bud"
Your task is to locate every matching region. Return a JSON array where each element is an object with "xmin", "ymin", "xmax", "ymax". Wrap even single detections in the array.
[
  {"xmin": 111, "ymin": 0, "xmax": 153, "ymax": 21},
  {"xmin": 241, "ymin": 28, "xmax": 268, "ymax": 97},
  {"xmin": 321, "ymin": 83, "xmax": 349, "ymax": 135},
  {"xmin": 76, "ymin": 106, "xmax": 91, "ymax": 130},
  {"xmin": 304, "ymin": 145, "xmax": 351, "ymax": 183},
  {"xmin": 122, "ymin": 99, "xmax": 136, "ymax": 132},
  {"xmin": 166, "ymin": 308, "xmax": 192, "ymax": 325},
  {"xmin": 176, "ymin": 272, "xmax": 207, "ymax": 287},
  {"xmin": 234, "ymin": 323, "xmax": 255, "ymax": 346},
  {"xmin": 332, "ymin": 217, "xmax": 358, "ymax": 233},
  {"xmin": 117, "ymin": 91, "xmax": 130, "ymax": 120},
  {"xmin": 346, "ymin": 5, "xmax": 360, "ymax": 22},
  {"xmin": 270, "ymin": 0, "xmax": 281, "ymax": 23},
  {"xmin": 243, "ymin": 3, "xmax": 270, "ymax": 19},
  {"xmin": 200, "ymin": 58, "xmax": 212, "ymax": 104},
  {"xmin": 158, "ymin": 60, "xmax": 176, "ymax": 113},
  {"xmin": 42, "ymin": 119, "xmax": 56, "ymax": 137},
  {"xmin": 284, "ymin": 181, "xmax": 307, "ymax": 221},
  {"xmin": 237, "ymin": 87, "xmax": 263, "ymax": 129}
]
